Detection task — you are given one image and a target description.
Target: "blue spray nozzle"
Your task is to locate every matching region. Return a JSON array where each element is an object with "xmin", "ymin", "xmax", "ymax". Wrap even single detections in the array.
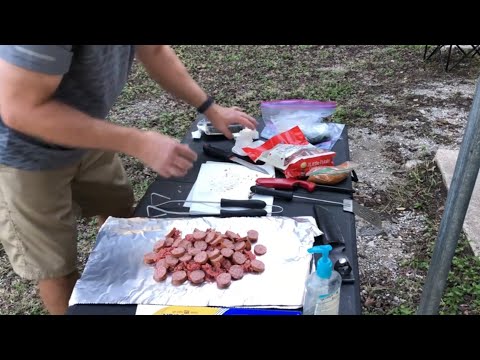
[{"xmin": 308, "ymin": 245, "xmax": 333, "ymax": 279}]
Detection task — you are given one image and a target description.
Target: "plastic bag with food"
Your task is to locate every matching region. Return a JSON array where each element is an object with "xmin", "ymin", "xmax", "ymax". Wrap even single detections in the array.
[
  {"xmin": 306, "ymin": 161, "xmax": 357, "ymax": 185},
  {"xmin": 260, "ymin": 100, "xmax": 337, "ymax": 143}
]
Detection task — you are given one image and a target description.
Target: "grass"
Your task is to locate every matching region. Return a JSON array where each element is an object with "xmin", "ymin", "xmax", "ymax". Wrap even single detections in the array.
[{"xmin": 383, "ymin": 160, "xmax": 480, "ymax": 315}]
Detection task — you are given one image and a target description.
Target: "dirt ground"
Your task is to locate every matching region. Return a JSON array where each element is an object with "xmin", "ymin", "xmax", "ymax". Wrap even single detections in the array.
[{"xmin": 1, "ymin": 45, "xmax": 479, "ymax": 314}]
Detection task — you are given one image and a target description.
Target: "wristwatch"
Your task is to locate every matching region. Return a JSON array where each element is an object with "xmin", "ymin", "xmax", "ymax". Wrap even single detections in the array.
[{"xmin": 197, "ymin": 96, "xmax": 215, "ymax": 114}]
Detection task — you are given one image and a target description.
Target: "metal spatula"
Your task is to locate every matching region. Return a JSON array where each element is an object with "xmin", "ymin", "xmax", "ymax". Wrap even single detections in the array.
[{"xmin": 249, "ymin": 186, "xmax": 383, "ymax": 230}]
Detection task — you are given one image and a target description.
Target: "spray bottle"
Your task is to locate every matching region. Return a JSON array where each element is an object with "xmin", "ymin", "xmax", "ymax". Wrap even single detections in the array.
[{"xmin": 303, "ymin": 245, "xmax": 342, "ymax": 315}]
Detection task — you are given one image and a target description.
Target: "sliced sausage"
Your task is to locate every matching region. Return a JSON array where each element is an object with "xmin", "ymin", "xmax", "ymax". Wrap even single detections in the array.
[
  {"xmin": 156, "ymin": 258, "xmax": 167, "ymax": 269},
  {"xmin": 194, "ymin": 240, "xmax": 208, "ymax": 251},
  {"xmin": 188, "ymin": 270, "xmax": 206, "ymax": 285},
  {"xmin": 165, "ymin": 237, "xmax": 174, "ymax": 247},
  {"xmin": 166, "ymin": 255, "xmax": 179, "ymax": 268},
  {"xmin": 205, "ymin": 232, "xmax": 216, "ymax": 244},
  {"xmin": 207, "ymin": 248, "xmax": 220, "ymax": 260},
  {"xmin": 153, "ymin": 240, "xmax": 166, "ymax": 252},
  {"xmin": 229, "ymin": 265, "xmax": 244, "ymax": 280},
  {"xmin": 221, "ymin": 258, "xmax": 232, "ymax": 271},
  {"xmin": 194, "ymin": 251, "xmax": 208, "ymax": 264},
  {"xmin": 232, "ymin": 251, "xmax": 247, "ymax": 265},
  {"xmin": 210, "ymin": 235, "xmax": 223, "ymax": 246},
  {"xmin": 221, "ymin": 239, "xmax": 235, "ymax": 249},
  {"xmin": 172, "ymin": 238, "xmax": 183, "ymax": 248},
  {"xmin": 220, "ymin": 248, "xmax": 234, "ymax": 258},
  {"xmin": 174, "ymin": 262, "xmax": 186, "ymax": 272},
  {"xmin": 210, "ymin": 254, "xmax": 224, "ymax": 265},
  {"xmin": 216, "ymin": 273, "xmax": 232, "ymax": 289},
  {"xmin": 143, "ymin": 252, "xmax": 157, "ymax": 265},
  {"xmin": 179, "ymin": 254, "xmax": 193, "ymax": 263},
  {"xmin": 247, "ymin": 230, "xmax": 258, "ymax": 243},
  {"xmin": 153, "ymin": 265, "xmax": 168, "ymax": 282},
  {"xmin": 188, "ymin": 247, "xmax": 201, "ymax": 256},
  {"xmin": 172, "ymin": 270, "xmax": 187, "ymax": 285},
  {"xmin": 245, "ymin": 240, "xmax": 252, "ymax": 251},
  {"xmin": 193, "ymin": 231, "xmax": 207, "ymax": 241},
  {"xmin": 171, "ymin": 247, "xmax": 186, "ymax": 258},
  {"xmin": 180, "ymin": 240, "xmax": 192, "ymax": 249},
  {"xmin": 254, "ymin": 244, "xmax": 267, "ymax": 256},
  {"xmin": 250, "ymin": 259, "xmax": 265, "ymax": 273},
  {"xmin": 234, "ymin": 241, "xmax": 246, "ymax": 251}
]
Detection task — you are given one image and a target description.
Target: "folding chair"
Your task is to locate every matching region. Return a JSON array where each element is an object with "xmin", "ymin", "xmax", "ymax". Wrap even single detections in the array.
[{"xmin": 424, "ymin": 45, "xmax": 480, "ymax": 71}]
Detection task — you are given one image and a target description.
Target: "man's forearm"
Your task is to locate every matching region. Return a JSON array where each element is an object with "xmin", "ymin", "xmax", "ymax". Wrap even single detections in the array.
[
  {"xmin": 3, "ymin": 99, "xmax": 144, "ymax": 156},
  {"xmin": 136, "ymin": 46, "xmax": 209, "ymax": 109}
]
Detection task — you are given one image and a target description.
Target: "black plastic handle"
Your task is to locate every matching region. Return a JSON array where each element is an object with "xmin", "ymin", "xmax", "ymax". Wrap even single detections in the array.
[
  {"xmin": 220, "ymin": 209, "xmax": 267, "ymax": 217},
  {"xmin": 220, "ymin": 199, "xmax": 266, "ymax": 209},
  {"xmin": 202, "ymin": 144, "xmax": 233, "ymax": 161},
  {"xmin": 250, "ymin": 186, "xmax": 294, "ymax": 200}
]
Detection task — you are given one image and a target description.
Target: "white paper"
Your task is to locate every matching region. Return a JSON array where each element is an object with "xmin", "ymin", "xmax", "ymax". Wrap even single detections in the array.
[{"xmin": 184, "ymin": 161, "xmax": 276, "ymax": 215}]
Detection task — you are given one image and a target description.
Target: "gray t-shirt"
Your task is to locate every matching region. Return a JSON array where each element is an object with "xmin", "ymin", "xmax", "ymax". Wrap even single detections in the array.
[{"xmin": 0, "ymin": 45, "xmax": 135, "ymax": 170}]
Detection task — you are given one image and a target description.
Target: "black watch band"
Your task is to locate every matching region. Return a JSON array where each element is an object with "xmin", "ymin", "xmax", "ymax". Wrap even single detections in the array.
[{"xmin": 197, "ymin": 96, "xmax": 215, "ymax": 114}]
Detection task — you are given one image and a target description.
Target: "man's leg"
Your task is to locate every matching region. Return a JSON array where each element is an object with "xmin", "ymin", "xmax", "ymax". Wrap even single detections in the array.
[
  {"xmin": 0, "ymin": 163, "xmax": 78, "ymax": 315},
  {"xmin": 38, "ymin": 271, "xmax": 79, "ymax": 315}
]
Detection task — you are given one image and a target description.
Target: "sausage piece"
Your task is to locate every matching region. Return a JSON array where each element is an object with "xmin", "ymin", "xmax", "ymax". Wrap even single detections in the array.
[
  {"xmin": 171, "ymin": 247, "xmax": 186, "ymax": 258},
  {"xmin": 172, "ymin": 270, "xmax": 187, "ymax": 285},
  {"xmin": 234, "ymin": 241, "xmax": 246, "ymax": 251},
  {"xmin": 188, "ymin": 247, "xmax": 201, "ymax": 256},
  {"xmin": 205, "ymin": 232, "xmax": 216, "ymax": 244},
  {"xmin": 153, "ymin": 240, "xmax": 166, "ymax": 252},
  {"xmin": 188, "ymin": 270, "xmax": 206, "ymax": 284},
  {"xmin": 143, "ymin": 252, "xmax": 157, "ymax": 265},
  {"xmin": 250, "ymin": 259, "xmax": 265, "ymax": 273},
  {"xmin": 194, "ymin": 241, "xmax": 208, "ymax": 251},
  {"xmin": 220, "ymin": 248, "xmax": 234, "ymax": 258},
  {"xmin": 193, "ymin": 231, "xmax": 207, "ymax": 241},
  {"xmin": 254, "ymin": 244, "xmax": 267, "ymax": 256},
  {"xmin": 221, "ymin": 239, "xmax": 235, "ymax": 250},
  {"xmin": 166, "ymin": 255, "xmax": 179, "ymax": 268},
  {"xmin": 229, "ymin": 265, "xmax": 244, "ymax": 280},
  {"xmin": 216, "ymin": 273, "xmax": 232, "ymax": 289},
  {"xmin": 207, "ymin": 248, "xmax": 220, "ymax": 260},
  {"xmin": 247, "ymin": 230, "xmax": 258, "ymax": 243},
  {"xmin": 194, "ymin": 251, "xmax": 208, "ymax": 264},
  {"xmin": 153, "ymin": 265, "xmax": 168, "ymax": 282},
  {"xmin": 232, "ymin": 251, "xmax": 247, "ymax": 265},
  {"xmin": 179, "ymin": 254, "xmax": 193, "ymax": 263}
]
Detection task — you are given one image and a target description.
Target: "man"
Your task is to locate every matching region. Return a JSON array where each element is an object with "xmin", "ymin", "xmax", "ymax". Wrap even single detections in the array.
[{"xmin": 0, "ymin": 45, "xmax": 257, "ymax": 315}]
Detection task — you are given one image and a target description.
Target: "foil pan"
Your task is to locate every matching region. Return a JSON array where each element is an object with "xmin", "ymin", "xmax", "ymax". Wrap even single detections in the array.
[{"xmin": 69, "ymin": 216, "xmax": 321, "ymax": 308}]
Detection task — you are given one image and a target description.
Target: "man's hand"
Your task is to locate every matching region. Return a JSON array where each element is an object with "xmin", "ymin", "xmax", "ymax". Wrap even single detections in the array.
[
  {"xmin": 133, "ymin": 131, "xmax": 198, "ymax": 178},
  {"xmin": 204, "ymin": 104, "xmax": 258, "ymax": 139}
]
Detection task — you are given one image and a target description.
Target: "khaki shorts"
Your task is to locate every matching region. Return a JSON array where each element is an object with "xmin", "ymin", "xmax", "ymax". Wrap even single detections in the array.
[{"xmin": 0, "ymin": 151, "xmax": 134, "ymax": 281}]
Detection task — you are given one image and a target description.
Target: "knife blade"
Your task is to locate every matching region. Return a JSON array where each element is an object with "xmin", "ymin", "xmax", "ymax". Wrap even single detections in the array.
[{"xmin": 202, "ymin": 144, "xmax": 270, "ymax": 175}]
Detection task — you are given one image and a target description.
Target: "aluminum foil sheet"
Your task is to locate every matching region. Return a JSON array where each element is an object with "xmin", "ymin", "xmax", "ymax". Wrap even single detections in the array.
[{"xmin": 69, "ymin": 216, "xmax": 321, "ymax": 308}]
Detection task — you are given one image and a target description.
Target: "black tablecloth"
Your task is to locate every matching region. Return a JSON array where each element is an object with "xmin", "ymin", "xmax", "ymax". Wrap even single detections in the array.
[{"xmin": 67, "ymin": 119, "xmax": 361, "ymax": 315}]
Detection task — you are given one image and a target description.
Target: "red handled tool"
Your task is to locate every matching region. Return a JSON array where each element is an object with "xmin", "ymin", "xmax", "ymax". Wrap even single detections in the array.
[{"xmin": 255, "ymin": 178, "xmax": 355, "ymax": 194}]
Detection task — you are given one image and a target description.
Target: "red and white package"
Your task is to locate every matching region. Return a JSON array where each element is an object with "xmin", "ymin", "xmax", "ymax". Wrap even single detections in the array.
[
  {"xmin": 283, "ymin": 147, "xmax": 335, "ymax": 178},
  {"xmin": 243, "ymin": 126, "xmax": 309, "ymax": 162},
  {"xmin": 242, "ymin": 126, "xmax": 335, "ymax": 178}
]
